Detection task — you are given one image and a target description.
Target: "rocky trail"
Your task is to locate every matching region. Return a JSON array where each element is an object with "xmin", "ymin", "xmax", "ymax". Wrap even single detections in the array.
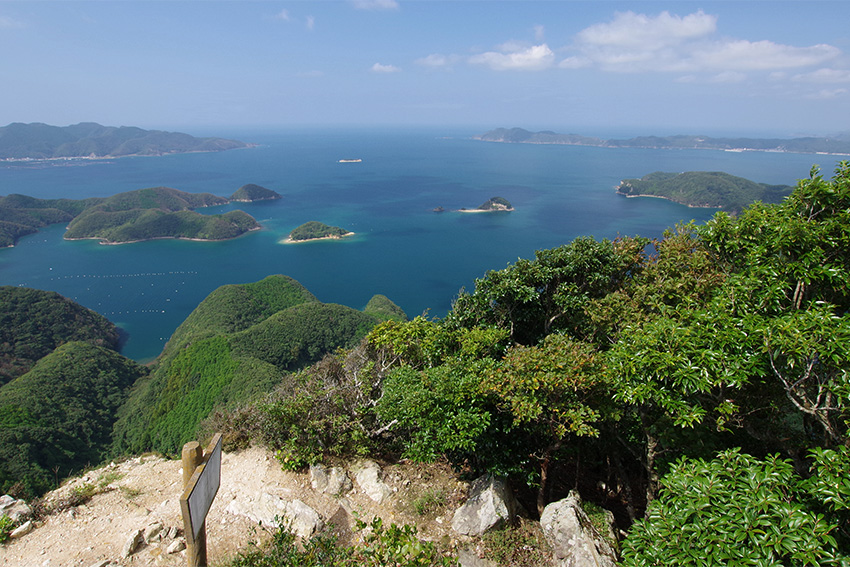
[{"xmin": 0, "ymin": 447, "xmax": 465, "ymax": 567}]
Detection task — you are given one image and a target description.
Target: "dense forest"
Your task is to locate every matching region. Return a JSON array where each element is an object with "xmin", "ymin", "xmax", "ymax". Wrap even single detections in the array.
[
  {"xmin": 230, "ymin": 184, "xmax": 282, "ymax": 202},
  {"xmin": 0, "ymin": 274, "xmax": 407, "ymax": 497},
  {"xmin": 0, "ymin": 186, "xmax": 262, "ymax": 246},
  {"xmin": 0, "ymin": 287, "xmax": 121, "ymax": 386},
  {"xmin": 1, "ymin": 163, "xmax": 849, "ymax": 564},
  {"xmin": 617, "ymin": 171, "xmax": 792, "ymax": 212}
]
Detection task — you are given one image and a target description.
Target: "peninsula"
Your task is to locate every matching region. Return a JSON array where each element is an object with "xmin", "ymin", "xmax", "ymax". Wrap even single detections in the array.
[
  {"xmin": 476, "ymin": 127, "xmax": 850, "ymax": 155},
  {"xmin": 230, "ymin": 184, "xmax": 282, "ymax": 202},
  {"xmin": 616, "ymin": 171, "xmax": 793, "ymax": 213},
  {"xmin": 0, "ymin": 122, "xmax": 251, "ymax": 160},
  {"xmin": 0, "ymin": 186, "xmax": 267, "ymax": 246},
  {"xmin": 284, "ymin": 221, "xmax": 354, "ymax": 243}
]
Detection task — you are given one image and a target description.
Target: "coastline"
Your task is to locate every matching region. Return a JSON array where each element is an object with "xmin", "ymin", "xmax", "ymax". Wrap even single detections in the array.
[
  {"xmin": 64, "ymin": 226, "xmax": 262, "ymax": 246},
  {"xmin": 616, "ymin": 191, "xmax": 717, "ymax": 209},
  {"xmin": 281, "ymin": 231, "xmax": 355, "ymax": 244},
  {"xmin": 456, "ymin": 207, "xmax": 514, "ymax": 213},
  {"xmin": 0, "ymin": 145, "xmax": 258, "ymax": 164},
  {"xmin": 474, "ymin": 137, "xmax": 850, "ymax": 157}
]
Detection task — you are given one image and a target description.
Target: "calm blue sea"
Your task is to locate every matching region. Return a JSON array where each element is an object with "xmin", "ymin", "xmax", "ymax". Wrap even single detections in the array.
[{"xmin": 0, "ymin": 127, "xmax": 841, "ymax": 362}]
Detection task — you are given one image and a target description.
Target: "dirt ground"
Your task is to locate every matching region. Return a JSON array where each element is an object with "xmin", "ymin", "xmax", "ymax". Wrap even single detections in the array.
[{"xmin": 0, "ymin": 446, "xmax": 467, "ymax": 567}]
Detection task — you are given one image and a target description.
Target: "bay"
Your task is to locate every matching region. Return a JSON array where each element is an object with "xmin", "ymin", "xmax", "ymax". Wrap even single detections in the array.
[{"xmin": 0, "ymin": 127, "xmax": 840, "ymax": 362}]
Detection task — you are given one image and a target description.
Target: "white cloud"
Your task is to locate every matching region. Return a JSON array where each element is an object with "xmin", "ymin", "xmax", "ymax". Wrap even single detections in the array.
[
  {"xmin": 562, "ymin": 10, "xmax": 840, "ymax": 75},
  {"xmin": 352, "ymin": 0, "xmax": 399, "ymax": 11},
  {"xmin": 692, "ymin": 40, "xmax": 839, "ymax": 71},
  {"xmin": 469, "ymin": 43, "xmax": 555, "ymax": 71},
  {"xmin": 371, "ymin": 62, "xmax": 401, "ymax": 73},
  {"xmin": 306, "ymin": 15, "xmax": 315, "ymax": 31},
  {"xmin": 577, "ymin": 10, "xmax": 716, "ymax": 51},
  {"xmin": 793, "ymin": 68, "xmax": 850, "ymax": 83},
  {"xmin": 274, "ymin": 9, "xmax": 290, "ymax": 22}
]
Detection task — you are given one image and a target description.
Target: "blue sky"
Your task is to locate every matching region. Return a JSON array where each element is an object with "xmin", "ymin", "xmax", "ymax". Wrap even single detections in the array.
[{"xmin": 1, "ymin": 1, "xmax": 849, "ymax": 136}]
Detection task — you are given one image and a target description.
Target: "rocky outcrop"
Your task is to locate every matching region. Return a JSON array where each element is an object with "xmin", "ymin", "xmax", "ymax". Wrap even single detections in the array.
[
  {"xmin": 351, "ymin": 460, "xmax": 392, "ymax": 503},
  {"xmin": 0, "ymin": 494, "xmax": 32, "ymax": 523},
  {"xmin": 310, "ymin": 463, "xmax": 352, "ymax": 495},
  {"xmin": 451, "ymin": 475, "xmax": 518, "ymax": 536},
  {"xmin": 122, "ymin": 528, "xmax": 145, "ymax": 557},
  {"xmin": 539, "ymin": 491, "xmax": 618, "ymax": 567},
  {"xmin": 225, "ymin": 492, "xmax": 324, "ymax": 538}
]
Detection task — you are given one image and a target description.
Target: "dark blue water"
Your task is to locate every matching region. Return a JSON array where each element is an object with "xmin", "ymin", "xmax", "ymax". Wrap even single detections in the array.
[{"xmin": 0, "ymin": 127, "xmax": 840, "ymax": 361}]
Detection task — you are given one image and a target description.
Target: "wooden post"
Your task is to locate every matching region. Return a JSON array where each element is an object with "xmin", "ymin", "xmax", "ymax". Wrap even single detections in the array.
[{"xmin": 182, "ymin": 441, "xmax": 207, "ymax": 567}]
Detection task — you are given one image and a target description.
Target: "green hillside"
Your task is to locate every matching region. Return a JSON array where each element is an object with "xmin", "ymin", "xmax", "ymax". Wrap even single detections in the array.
[
  {"xmin": 0, "ymin": 342, "xmax": 146, "ymax": 497},
  {"xmin": 617, "ymin": 171, "xmax": 792, "ymax": 212},
  {"xmin": 0, "ymin": 287, "xmax": 120, "ymax": 386},
  {"xmin": 0, "ymin": 194, "xmax": 98, "ymax": 247},
  {"xmin": 161, "ymin": 274, "xmax": 319, "ymax": 357},
  {"xmin": 112, "ymin": 276, "xmax": 407, "ymax": 456}
]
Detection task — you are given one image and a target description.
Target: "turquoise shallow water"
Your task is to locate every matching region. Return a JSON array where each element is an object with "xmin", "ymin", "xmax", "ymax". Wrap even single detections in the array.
[{"xmin": 0, "ymin": 127, "xmax": 840, "ymax": 361}]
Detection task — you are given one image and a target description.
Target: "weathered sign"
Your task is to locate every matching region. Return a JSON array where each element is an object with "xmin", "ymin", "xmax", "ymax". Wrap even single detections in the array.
[{"xmin": 180, "ymin": 433, "xmax": 222, "ymax": 543}]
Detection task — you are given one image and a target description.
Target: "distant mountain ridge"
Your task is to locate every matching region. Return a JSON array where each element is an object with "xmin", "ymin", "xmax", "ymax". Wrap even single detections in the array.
[
  {"xmin": 476, "ymin": 127, "xmax": 850, "ymax": 155},
  {"xmin": 0, "ymin": 122, "xmax": 250, "ymax": 160}
]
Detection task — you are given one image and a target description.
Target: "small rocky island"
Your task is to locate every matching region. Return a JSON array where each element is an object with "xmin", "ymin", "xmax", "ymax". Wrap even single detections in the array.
[
  {"xmin": 459, "ymin": 196, "xmax": 514, "ymax": 212},
  {"xmin": 230, "ymin": 184, "xmax": 282, "ymax": 202},
  {"xmin": 285, "ymin": 221, "xmax": 354, "ymax": 243}
]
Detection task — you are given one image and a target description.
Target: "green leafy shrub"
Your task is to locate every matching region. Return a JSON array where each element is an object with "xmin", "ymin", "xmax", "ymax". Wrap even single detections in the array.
[
  {"xmin": 620, "ymin": 448, "xmax": 850, "ymax": 566},
  {"xmin": 0, "ymin": 514, "xmax": 14, "ymax": 544}
]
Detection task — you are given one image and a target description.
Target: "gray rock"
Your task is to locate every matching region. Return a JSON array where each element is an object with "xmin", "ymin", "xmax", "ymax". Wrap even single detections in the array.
[
  {"xmin": 310, "ymin": 464, "xmax": 352, "ymax": 495},
  {"xmin": 166, "ymin": 538, "xmax": 187, "ymax": 554},
  {"xmin": 539, "ymin": 491, "xmax": 617, "ymax": 567},
  {"xmin": 9, "ymin": 520, "xmax": 33, "ymax": 539},
  {"xmin": 351, "ymin": 460, "xmax": 391, "ymax": 503},
  {"xmin": 143, "ymin": 521, "xmax": 164, "ymax": 543},
  {"xmin": 121, "ymin": 528, "xmax": 144, "ymax": 557},
  {"xmin": 451, "ymin": 475, "xmax": 518, "ymax": 536},
  {"xmin": 284, "ymin": 499, "xmax": 324, "ymax": 538},
  {"xmin": 88, "ymin": 561, "xmax": 111, "ymax": 567},
  {"xmin": 225, "ymin": 493, "xmax": 323, "ymax": 538},
  {"xmin": 0, "ymin": 494, "xmax": 32, "ymax": 523}
]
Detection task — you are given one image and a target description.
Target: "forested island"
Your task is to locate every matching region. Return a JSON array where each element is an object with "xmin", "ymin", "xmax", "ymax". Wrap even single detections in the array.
[
  {"xmin": 477, "ymin": 127, "xmax": 850, "ymax": 155},
  {"xmin": 0, "ymin": 122, "xmax": 250, "ymax": 160},
  {"xmin": 285, "ymin": 221, "xmax": 353, "ymax": 242},
  {"xmin": 617, "ymin": 171, "xmax": 793, "ymax": 212},
  {"xmin": 0, "ymin": 185, "xmax": 279, "ymax": 246},
  {"xmin": 230, "ymin": 184, "xmax": 282, "ymax": 202},
  {"xmin": 1, "ymin": 163, "xmax": 849, "ymax": 565}
]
